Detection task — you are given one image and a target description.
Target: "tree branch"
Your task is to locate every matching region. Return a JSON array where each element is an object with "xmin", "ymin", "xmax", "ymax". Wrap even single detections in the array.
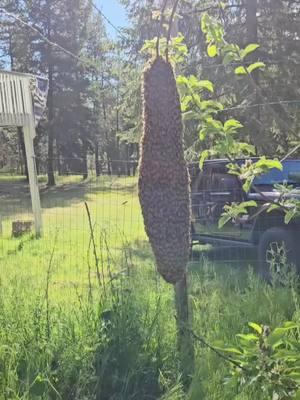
[{"xmin": 166, "ymin": 0, "xmax": 180, "ymax": 61}]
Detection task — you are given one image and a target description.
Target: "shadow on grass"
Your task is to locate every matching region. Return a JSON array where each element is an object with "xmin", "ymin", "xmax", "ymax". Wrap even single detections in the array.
[
  {"xmin": 0, "ymin": 175, "xmax": 138, "ymax": 219},
  {"xmin": 129, "ymin": 239, "xmax": 257, "ymax": 280}
]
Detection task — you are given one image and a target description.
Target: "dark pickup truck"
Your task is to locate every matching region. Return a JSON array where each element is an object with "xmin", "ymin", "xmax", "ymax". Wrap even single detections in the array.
[{"xmin": 190, "ymin": 159, "xmax": 300, "ymax": 279}]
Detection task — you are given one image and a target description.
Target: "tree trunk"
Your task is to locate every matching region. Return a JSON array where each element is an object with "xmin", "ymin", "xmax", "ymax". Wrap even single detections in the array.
[
  {"xmin": 82, "ymin": 139, "xmax": 88, "ymax": 180},
  {"xmin": 132, "ymin": 143, "xmax": 139, "ymax": 176},
  {"xmin": 126, "ymin": 144, "xmax": 131, "ymax": 176},
  {"xmin": 95, "ymin": 141, "xmax": 101, "ymax": 176},
  {"xmin": 46, "ymin": 2, "xmax": 56, "ymax": 186},
  {"xmin": 18, "ymin": 128, "xmax": 29, "ymax": 181},
  {"xmin": 57, "ymin": 145, "xmax": 63, "ymax": 176},
  {"xmin": 107, "ymin": 152, "xmax": 112, "ymax": 175}
]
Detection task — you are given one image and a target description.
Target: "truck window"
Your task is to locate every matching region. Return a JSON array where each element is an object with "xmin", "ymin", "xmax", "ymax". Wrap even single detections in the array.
[{"xmin": 211, "ymin": 170, "xmax": 242, "ymax": 201}]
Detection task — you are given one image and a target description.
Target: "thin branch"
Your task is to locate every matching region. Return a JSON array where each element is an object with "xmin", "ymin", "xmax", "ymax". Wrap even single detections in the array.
[
  {"xmin": 84, "ymin": 202, "xmax": 103, "ymax": 291},
  {"xmin": 45, "ymin": 230, "xmax": 58, "ymax": 340},
  {"xmin": 189, "ymin": 328, "xmax": 248, "ymax": 371},
  {"xmin": 86, "ymin": 235, "xmax": 93, "ymax": 303},
  {"xmin": 166, "ymin": 0, "xmax": 180, "ymax": 62},
  {"xmin": 281, "ymin": 143, "xmax": 300, "ymax": 162},
  {"xmin": 156, "ymin": 0, "xmax": 170, "ymax": 57}
]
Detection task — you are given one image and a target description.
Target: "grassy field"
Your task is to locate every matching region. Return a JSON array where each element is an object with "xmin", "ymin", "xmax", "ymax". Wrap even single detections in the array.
[
  {"xmin": 0, "ymin": 174, "xmax": 299, "ymax": 399},
  {"xmin": 0, "ymin": 174, "xmax": 146, "ymax": 295}
]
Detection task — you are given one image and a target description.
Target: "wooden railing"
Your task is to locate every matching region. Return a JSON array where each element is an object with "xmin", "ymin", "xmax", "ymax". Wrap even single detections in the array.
[
  {"xmin": 0, "ymin": 70, "xmax": 33, "ymax": 130},
  {"xmin": 0, "ymin": 70, "xmax": 47, "ymax": 236}
]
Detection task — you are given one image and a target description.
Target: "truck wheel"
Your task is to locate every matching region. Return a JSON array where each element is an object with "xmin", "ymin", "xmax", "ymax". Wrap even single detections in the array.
[{"xmin": 258, "ymin": 227, "xmax": 298, "ymax": 281}]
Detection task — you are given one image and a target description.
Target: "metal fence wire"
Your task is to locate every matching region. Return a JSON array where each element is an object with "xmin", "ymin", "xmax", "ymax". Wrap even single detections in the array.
[{"xmin": 0, "ymin": 157, "xmax": 265, "ymax": 282}]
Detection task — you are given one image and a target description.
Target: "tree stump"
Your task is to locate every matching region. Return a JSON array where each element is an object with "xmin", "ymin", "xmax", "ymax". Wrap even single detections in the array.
[{"xmin": 12, "ymin": 220, "xmax": 33, "ymax": 238}]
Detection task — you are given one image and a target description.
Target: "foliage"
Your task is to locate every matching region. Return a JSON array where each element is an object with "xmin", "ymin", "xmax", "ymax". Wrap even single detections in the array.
[
  {"xmin": 1, "ymin": 0, "xmax": 299, "ymax": 177},
  {"xmin": 175, "ymin": 13, "xmax": 300, "ymax": 226},
  {"xmin": 216, "ymin": 321, "xmax": 300, "ymax": 399},
  {"xmin": 218, "ymin": 200, "xmax": 257, "ymax": 229},
  {"xmin": 141, "ymin": 34, "xmax": 188, "ymax": 64}
]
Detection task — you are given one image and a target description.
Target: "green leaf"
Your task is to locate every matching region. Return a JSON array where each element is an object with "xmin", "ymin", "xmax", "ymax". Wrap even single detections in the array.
[
  {"xmin": 205, "ymin": 117, "xmax": 224, "ymax": 129},
  {"xmin": 240, "ymin": 200, "xmax": 257, "ymax": 208},
  {"xmin": 224, "ymin": 119, "xmax": 243, "ymax": 132},
  {"xmin": 235, "ymin": 66, "xmax": 247, "ymax": 75},
  {"xmin": 200, "ymin": 150, "xmax": 210, "ymax": 170},
  {"xmin": 268, "ymin": 328, "xmax": 286, "ymax": 346},
  {"xmin": 214, "ymin": 346, "xmax": 243, "ymax": 355},
  {"xmin": 207, "ymin": 43, "xmax": 217, "ymax": 57},
  {"xmin": 243, "ymin": 179, "xmax": 254, "ymax": 193},
  {"xmin": 176, "ymin": 75, "xmax": 189, "ymax": 86},
  {"xmin": 199, "ymin": 128, "xmax": 207, "ymax": 141},
  {"xmin": 241, "ymin": 44, "xmax": 260, "ymax": 59},
  {"xmin": 267, "ymin": 204, "xmax": 281, "ymax": 213},
  {"xmin": 198, "ymin": 80, "xmax": 214, "ymax": 93},
  {"xmin": 140, "ymin": 38, "xmax": 157, "ymax": 53},
  {"xmin": 201, "ymin": 100, "xmax": 223, "ymax": 111},
  {"xmin": 218, "ymin": 214, "xmax": 232, "ymax": 228},
  {"xmin": 201, "ymin": 14, "xmax": 209, "ymax": 34},
  {"xmin": 247, "ymin": 62, "xmax": 266, "ymax": 73},
  {"xmin": 283, "ymin": 321, "xmax": 298, "ymax": 329},
  {"xmin": 237, "ymin": 143, "xmax": 256, "ymax": 155},
  {"xmin": 248, "ymin": 322, "xmax": 262, "ymax": 335},
  {"xmin": 236, "ymin": 333, "xmax": 259, "ymax": 342},
  {"xmin": 285, "ymin": 210, "xmax": 296, "ymax": 224},
  {"xmin": 256, "ymin": 158, "xmax": 283, "ymax": 171}
]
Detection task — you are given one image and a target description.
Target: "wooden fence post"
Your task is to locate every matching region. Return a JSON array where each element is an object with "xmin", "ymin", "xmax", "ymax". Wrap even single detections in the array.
[{"xmin": 23, "ymin": 126, "xmax": 42, "ymax": 237}]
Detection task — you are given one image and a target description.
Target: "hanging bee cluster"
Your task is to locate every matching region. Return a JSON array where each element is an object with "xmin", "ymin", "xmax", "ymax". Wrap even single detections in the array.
[{"xmin": 138, "ymin": 56, "xmax": 191, "ymax": 284}]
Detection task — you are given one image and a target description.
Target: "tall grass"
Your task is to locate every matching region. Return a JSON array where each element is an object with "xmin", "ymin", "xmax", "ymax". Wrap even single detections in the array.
[
  {"xmin": 1, "ymin": 237, "xmax": 300, "ymax": 399},
  {"xmin": 1, "ymin": 176, "xmax": 300, "ymax": 399}
]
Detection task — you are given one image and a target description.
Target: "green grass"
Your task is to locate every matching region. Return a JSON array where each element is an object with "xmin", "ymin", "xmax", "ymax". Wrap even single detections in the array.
[
  {"xmin": 0, "ymin": 174, "xmax": 145, "ymax": 292},
  {"xmin": 1, "ymin": 174, "xmax": 300, "ymax": 399}
]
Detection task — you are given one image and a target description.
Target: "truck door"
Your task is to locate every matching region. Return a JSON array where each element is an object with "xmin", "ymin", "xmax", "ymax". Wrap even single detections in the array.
[
  {"xmin": 208, "ymin": 167, "xmax": 244, "ymax": 238},
  {"xmin": 191, "ymin": 167, "xmax": 211, "ymax": 236}
]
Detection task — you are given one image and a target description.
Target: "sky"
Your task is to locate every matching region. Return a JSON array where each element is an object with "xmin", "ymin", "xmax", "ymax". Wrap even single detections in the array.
[{"xmin": 99, "ymin": 0, "xmax": 128, "ymax": 38}]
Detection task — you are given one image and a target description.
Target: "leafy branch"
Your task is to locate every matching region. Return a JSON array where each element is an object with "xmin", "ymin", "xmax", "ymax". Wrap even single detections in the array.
[{"xmin": 177, "ymin": 13, "xmax": 300, "ymax": 226}]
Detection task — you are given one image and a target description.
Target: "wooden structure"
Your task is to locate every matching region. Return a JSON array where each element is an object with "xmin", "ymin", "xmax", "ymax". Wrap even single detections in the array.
[{"xmin": 0, "ymin": 70, "xmax": 47, "ymax": 237}]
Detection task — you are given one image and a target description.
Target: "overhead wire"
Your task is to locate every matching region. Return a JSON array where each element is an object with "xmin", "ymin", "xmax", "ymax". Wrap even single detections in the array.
[
  {"xmin": 0, "ymin": 7, "xmax": 299, "ymax": 116},
  {"xmin": 89, "ymin": 1, "xmax": 128, "ymax": 41},
  {"xmin": 0, "ymin": 7, "xmax": 299, "ymax": 77},
  {"xmin": 220, "ymin": 100, "xmax": 300, "ymax": 113},
  {"xmin": 0, "ymin": 7, "xmax": 95, "ymax": 69},
  {"xmin": 0, "ymin": 6, "xmax": 126, "ymax": 89}
]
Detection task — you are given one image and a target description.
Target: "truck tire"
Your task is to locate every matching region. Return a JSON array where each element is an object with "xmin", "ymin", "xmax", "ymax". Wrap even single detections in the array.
[{"xmin": 258, "ymin": 227, "xmax": 298, "ymax": 281}]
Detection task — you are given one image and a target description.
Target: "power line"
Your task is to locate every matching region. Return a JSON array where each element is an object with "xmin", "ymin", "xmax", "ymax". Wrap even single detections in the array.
[
  {"xmin": 220, "ymin": 99, "xmax": 300, "ymax": 113},
  {"xmin": 0, "ymin": 7, "xmax": 95, "ymax": 69},
  {"xmin": 0, "ymin": 6, "xmax": 133, "ymax": 86},
  {"xmin": 0, "ymin": 7, "xmax": 299, "ymax": 108},
  {"xmin": 185, "ymin": 58, "xmax": 300, "ymax": 72},
  {"xmin": 90, "ymin": 1, "xmax": 128, "ymax": 41},
  {"xmin": 0, "ymin": 5, "xmax": 126, "ymax": 86},
  {"xmin": 0, "ymin": 6, "xmax": 298, "ymax": 76}
]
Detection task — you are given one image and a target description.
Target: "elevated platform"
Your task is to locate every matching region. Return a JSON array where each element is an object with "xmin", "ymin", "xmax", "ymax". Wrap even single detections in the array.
[{"xmin": 0, "ymin": 70, "xmax": 48, "ymax": 236}]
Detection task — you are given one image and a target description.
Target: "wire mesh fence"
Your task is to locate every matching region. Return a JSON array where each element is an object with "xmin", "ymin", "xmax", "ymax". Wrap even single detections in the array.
[{"xmin": 0, "ymin": 156, "xmax": 263, "ymax": 282}]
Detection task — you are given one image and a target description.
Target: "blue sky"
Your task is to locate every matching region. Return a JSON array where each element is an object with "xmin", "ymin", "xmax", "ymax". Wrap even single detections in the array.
[{"xmin": 98, "ymin": 0, "xmax": 128, "ymax": 38}]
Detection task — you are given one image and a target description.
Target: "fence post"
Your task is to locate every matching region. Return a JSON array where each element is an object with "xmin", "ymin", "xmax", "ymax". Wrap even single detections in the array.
[{"xmin": 23, "ymin": 125, "xmax": 43, "ymax": 237}]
